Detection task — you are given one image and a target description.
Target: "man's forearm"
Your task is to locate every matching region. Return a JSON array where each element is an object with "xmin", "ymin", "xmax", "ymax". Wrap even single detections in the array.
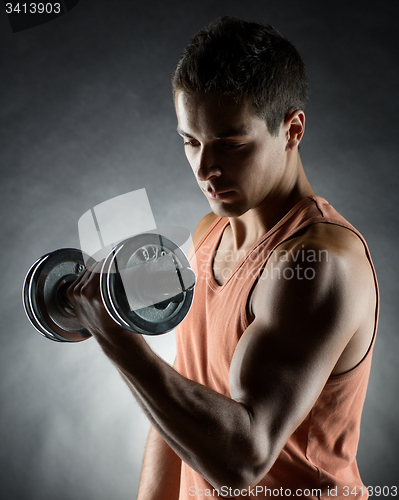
[
  {"xmin": 138, "ymin": 426, "xmax": 181, "ymax": 500},
  {"xmin": 96, "ymin": 330, "xmax": 260, "ymax": 491}
]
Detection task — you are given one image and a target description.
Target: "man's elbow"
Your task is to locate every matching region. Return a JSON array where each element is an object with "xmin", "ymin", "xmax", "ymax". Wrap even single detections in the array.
[
  {"xmin": 210, "ymin": 439, "xmax": 273, "ymax": 493},
  {"xmin": 210, "ymin": 466, "xmax": 271, "ymax": 495}
]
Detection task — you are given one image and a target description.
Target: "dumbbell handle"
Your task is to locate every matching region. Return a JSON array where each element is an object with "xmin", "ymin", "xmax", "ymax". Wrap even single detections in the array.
[{"xmin": 55, "ymin": 277, "xmax": 75, "ymax": 315}]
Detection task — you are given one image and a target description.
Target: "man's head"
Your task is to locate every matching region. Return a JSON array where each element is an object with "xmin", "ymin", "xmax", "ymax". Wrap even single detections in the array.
[{"xmin": 172, "ymin": 17, "xmax": 308, "ymax": 136}]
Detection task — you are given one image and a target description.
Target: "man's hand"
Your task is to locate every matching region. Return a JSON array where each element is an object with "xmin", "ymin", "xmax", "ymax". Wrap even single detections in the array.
[{"xmin": 66, "ymin": 261, "xmax": 127, "ymax": 340}]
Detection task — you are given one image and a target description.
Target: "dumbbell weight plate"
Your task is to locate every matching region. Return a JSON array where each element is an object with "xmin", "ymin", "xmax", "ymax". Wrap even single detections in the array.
[
  {"xmin": 23, "ymin": 248, "xmax": 92, "ymax": 342},
  {"xmin": 100, "ymin": 233, "xmax": 195, "ymax": 335}
]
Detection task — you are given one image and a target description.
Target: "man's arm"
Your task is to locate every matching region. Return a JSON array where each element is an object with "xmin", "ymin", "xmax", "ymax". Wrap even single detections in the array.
[
  {"xmin": 137, "ymin": 426, "xmax": 181, "ymax": 500},
  {"xmin": 68, "ymin": 224, "xmax": 375, "ymax": 491},
  {"xmin": 136, "ymin": 214, "xmax": 216, "ymax": 499}
]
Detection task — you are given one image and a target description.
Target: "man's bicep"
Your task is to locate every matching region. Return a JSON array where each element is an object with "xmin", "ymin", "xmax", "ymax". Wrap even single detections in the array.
[{"xmin": 228, "ymin": 247, "xmax": 366, "ymax": 465}]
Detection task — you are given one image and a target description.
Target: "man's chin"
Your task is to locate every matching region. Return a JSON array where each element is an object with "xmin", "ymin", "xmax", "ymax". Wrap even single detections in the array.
[{"xmin": 209, "ymin": 200, "xmax": 247, "ymax": 218}]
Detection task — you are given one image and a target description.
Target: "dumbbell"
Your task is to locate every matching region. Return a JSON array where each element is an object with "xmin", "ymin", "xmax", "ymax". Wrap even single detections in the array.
[{"xmin": 23, "ymin": 233, "xmax": 196, "ymax": 342}]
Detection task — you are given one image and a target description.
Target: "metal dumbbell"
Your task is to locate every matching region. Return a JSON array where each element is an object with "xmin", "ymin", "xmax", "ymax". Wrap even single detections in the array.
[{"xmin": 22, "ymin": 233, "xmax": 196, "ymax": 342}]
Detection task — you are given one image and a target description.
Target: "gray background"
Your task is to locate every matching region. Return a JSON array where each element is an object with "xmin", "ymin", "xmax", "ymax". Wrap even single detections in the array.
[{"xmin": 1, "ymin": 0, "xmax": 398, "ymax": 498}]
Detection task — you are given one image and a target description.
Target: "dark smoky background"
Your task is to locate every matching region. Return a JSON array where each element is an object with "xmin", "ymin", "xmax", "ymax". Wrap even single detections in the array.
[{"xmin": 0, "ymin": 1, "xmax": 398, "ymax": 498}]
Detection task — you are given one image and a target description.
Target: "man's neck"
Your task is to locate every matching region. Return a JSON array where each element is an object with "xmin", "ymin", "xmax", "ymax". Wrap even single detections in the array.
[{"xmin": 227, "ymin": 159, "xmax": 315, "ymax": 252}]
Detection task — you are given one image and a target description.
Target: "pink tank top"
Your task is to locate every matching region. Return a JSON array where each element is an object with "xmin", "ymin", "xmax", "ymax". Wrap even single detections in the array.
[{"xmin": 175, "ymin": 196, "xmax": 379, "ymax": 499}]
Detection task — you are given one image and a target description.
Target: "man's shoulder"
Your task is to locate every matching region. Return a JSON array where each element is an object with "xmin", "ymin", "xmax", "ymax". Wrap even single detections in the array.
[
  {"xmin": 188, "ymin": 212, "xmax": 219, "ymax": 259},
  {"xmin": 253, "ymin": 221, "xmax": 373, "ymax": 318},
  {"xmin": 192, "ymin": 212, "xmax": 219, "ymax": 247},
  {"xmin": 275, "ymin": 221, "xmax": 367, "ymax": 267}
]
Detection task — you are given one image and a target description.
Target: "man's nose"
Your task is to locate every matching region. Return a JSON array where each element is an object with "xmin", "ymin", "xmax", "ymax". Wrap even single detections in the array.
[{"xmin": 194, "ymin": 146, "xmax": 221, "ymax": 181}]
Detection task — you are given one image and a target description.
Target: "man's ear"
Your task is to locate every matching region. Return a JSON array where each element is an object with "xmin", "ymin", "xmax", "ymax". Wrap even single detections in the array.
[{"xmin": 285, "ymin": 110, "xmax": 305, "ymax": 150}]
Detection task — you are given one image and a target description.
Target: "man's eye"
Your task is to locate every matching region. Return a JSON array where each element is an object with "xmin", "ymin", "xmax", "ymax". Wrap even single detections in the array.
[
  {"xmin": 184, "ymin": 140, "xmax": 199, "ymax": 147},
  {"xmin": 222, "ymin": 143, "xmax": 245, "ymax": 149}
]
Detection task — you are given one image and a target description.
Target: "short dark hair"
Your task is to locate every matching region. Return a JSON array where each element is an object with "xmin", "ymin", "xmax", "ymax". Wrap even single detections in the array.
[{"xmin": 172, "ymin": 17, "xmax": 308, "ymax": 136}]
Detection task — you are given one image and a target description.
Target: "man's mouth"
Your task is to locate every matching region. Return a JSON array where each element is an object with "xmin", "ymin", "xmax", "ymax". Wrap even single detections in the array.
[{"xmin": 205, "ymin": 189, "xmax": 234, "ymax": 200}]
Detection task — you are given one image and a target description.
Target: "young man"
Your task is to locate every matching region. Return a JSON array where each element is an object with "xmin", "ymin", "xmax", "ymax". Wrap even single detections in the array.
[{"xmin": 68, "ymin": 17, "xmax": 379, "ymax": 499}]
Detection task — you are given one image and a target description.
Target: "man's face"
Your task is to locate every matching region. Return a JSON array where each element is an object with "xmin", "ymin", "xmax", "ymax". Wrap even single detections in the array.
[{"xmin": 175, "ymin": 90, "xmax": 289, "ymax": 218}]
